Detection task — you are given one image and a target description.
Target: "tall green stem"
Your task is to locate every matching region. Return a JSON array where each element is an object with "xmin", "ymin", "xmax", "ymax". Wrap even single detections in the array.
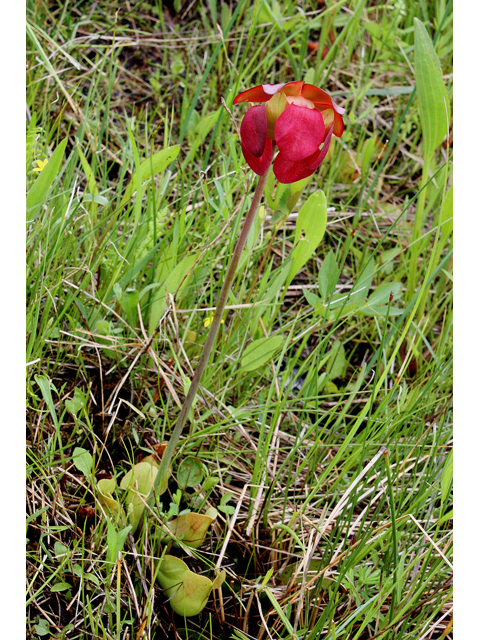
[{"xmin": 149, "ymin": 162, "xmax": 273, "ymax": 500}]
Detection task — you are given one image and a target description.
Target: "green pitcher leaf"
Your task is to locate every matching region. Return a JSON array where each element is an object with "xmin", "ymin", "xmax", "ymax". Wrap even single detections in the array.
[
  {"xmin": 414, "ymin": 19, "xmax": 451, "ymax": 160},
  {"xmin": 120, "ymin": 461, "xmax": 159, "ymax": 534},
  {"xmin": 177, "ymin": 457, "xmax": 206, "ymax": 489},
  {"xmin": 163, "ymin": 508, "xmax": 218, "ymax": 549},
  {"xmin": 97, "ymin": 478, "xmax": 127, "ymax": 525},
  {"xmin": 118, "ymin": 452, "xmax": 171, "ymax": 534},
  {"xmin": 156, "ymin": 555, "xmax": 225, "ymax": 617}
]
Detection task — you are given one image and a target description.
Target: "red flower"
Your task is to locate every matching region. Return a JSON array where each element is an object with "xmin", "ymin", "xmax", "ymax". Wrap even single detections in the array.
[{"xmin": 233, "ymin": 81, "xmax": 345, "ymax": 183}]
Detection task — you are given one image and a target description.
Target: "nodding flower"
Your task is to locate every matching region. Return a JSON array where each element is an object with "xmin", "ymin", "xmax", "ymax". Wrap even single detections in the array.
[{"xmin": 233, "ymin": 81, "xmax": 345, "ymax": 183}]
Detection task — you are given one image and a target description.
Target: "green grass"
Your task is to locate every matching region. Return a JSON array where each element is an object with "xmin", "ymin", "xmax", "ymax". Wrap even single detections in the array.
[{"xmin": 26, "ymin": 0, "xmax": 452, "ymax": 638}]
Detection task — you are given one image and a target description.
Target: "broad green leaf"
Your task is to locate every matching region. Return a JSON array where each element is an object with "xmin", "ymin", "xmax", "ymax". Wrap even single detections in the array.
[
  {"xmin": 326, "ymin": 341, "xmax": 346, "ymax": 380},
  {"xmin": 360, "ymin": 282, "xmax": 403, "ymax": 317},
  {"xmin": 194, "ymin": 108, "xmax": 221, "ymax": 139},
  {"xmin": 287, "ymin": 190, "xmax": 327, "ymax": 286},
  {"xmin": 65, "ymin": 387, "xmax": 87, "ymax": 417},
  {"xmin": 156, "ymin": 555, "xmax": 225, "ymax": 616},
  {"xmin": 34, "ymin": 619, "xmax": 50, "ymax": 636},
  {"xmin": 414, "ymin": 19, "xmax": 451, "ymax": 159},
  {"xmin": 313, "ymin": 259, "xmax": 375, "ymax": 320},
  {"xmin": 318, "ymin": 250, "xmax": 340, "ymax": 301},
  {"xmin": 51, "ymin": 582, "xmax": 72, "ymax": 593},
  {"xmin": 347, "ymin": 259, "xmax": 375, "ymax": 306},
  {"xmin": 148, "ymin": 253, "xmax": 198, "ymax": 334},
  {"xmin": 239, "ymin": 335, "xmax": 284, "ymax": 374},
  {"xmin": 303, "ymin": 287, "xmax": 322, "ymax": 308},
  {"xmin": 26, "ymin": 137, "xmax": 68, "ymax": 215},
  {"xmin": 294, "ymin": 190, "xmax": 327, "ymax": 245},
  {"xmin": 34, "ymin": 375, "xmax": 60, "ymax": 430},
  {"xmin": 54, "ymin": 542, "xmax": 69, "ymax": 559},
  {"xmin": 119, "ymin": 145, "xmax": 180, "ymax": 207},
  {"xmin": 431, "ymin": 187, "xmax": 453, "ymax": 273},
  {"xmin": 360, "ymin": 305, "xmax": 404, "ymax": 317},
  {"xmin": 72, "ymin": 447, "xmax": 93, "ymax": 478},
  {"xmin": 380, "ymin": 247, "xmax": 401, "ymax": 275},
  {"xmin": 361, "ymin": 135, "xmax": 378, "ymax": 177},
  {"xmin": 117, "ymin": 288, "xmax": 140, "ymax": 327},
  {"xmin": 365, "ymin": 282, "xmax": 402, "ymax": 307},
  {"xmin": 106, "ymin": 521, "xmax": 132, "ymax": 568},
  {"xmin": 437, "ymin": 187, "xmax": 453, "ymax": 250},
  {"xmin": 177, "ymin": 457, "xmax": 206, "ymax": 489},
  {"xmin": 439, "ymin": 187, "xmax": 453, "ymax": 239}
]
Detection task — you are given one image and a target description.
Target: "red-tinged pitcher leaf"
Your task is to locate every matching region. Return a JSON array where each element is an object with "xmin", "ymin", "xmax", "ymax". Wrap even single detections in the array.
[
  {"xmin": 177, "ymin": 457, "xmax": 206, "ymax": 488},
  {"xmin": 163, "ymin": 508, "xmax": 218, "ymax": 549}
]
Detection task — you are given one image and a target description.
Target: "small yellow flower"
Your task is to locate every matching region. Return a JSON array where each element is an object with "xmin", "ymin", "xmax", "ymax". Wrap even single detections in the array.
[
  {"xmin": 258, "ymin": 205, "xmax": 266, "ymax": 221},
  {"xmin": 32, "ymin": 158, "xmax": 48, "ymax": 173},
  {"xmin": 204, "ymin": 315, "xmax": 225, "ymax": 328}
]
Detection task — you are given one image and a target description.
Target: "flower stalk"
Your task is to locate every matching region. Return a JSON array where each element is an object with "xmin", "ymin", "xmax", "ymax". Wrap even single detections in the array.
[{"xmin": 149, "ymin": 156, "xmax": 273, "ymax": 501}]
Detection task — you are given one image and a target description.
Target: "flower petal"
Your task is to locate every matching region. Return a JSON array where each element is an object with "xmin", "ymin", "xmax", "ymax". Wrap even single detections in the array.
[
  {"xmin": 278, "ymin": 80, "xmax": 305, "ymax": 97},
  {"xmin": 240, "ymin": 105, "xmax": 267, "ymax": 158},
  {"xmin": 241, "ymin": 137, "xmax": 273, "ymax": 176},
  {"xmin": 301, "ymin": 84, "xmax": 343, "ymax": 112},
  {"xmin": 262, "ymin": 82, "xmax": 287, "ymax": 95},
  {"xmin": 274, "ymin": 104, "xmax": 325, "ymax": 163},
  {"xmin": 301, "ymin": 84, "xmax": 345, "ymax": 137},
  {"xmin": 273, "ymin": 125, "xmax": 334, "ymax": 183},
  {"xmin": 265, "ymin": 91, "xmax": 288, "ymax": 138},
  {"xmin": 233, "ymin": 85, "xmax": 276, "ymax": 104},
  {"xmin": 318, "ymin": 108, "xmax": 344, "ymax": 137}
]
